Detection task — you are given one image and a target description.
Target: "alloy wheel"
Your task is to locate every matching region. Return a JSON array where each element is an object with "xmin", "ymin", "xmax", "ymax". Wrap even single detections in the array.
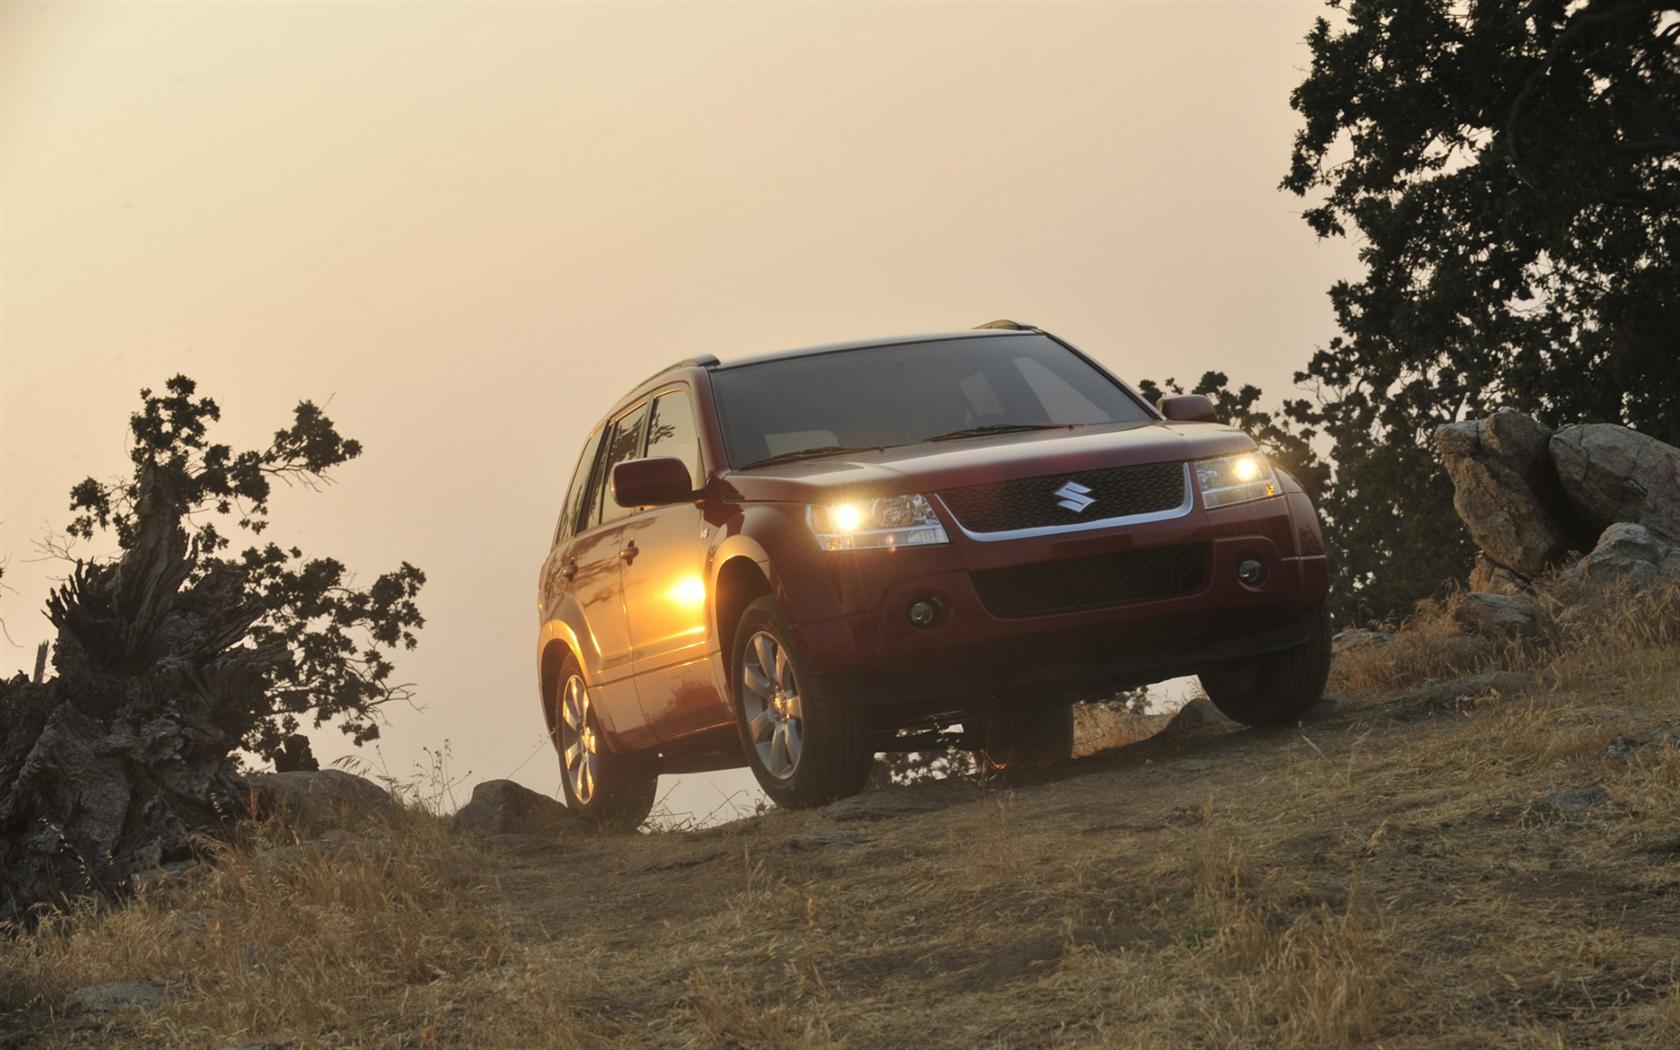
[
  {"xmin": 740, "ymin": 630, "xmax": 803, "ymax": 779},
  {"xmin": 559, "ymin": 673, "xmax": 600, "ymax": 805}
]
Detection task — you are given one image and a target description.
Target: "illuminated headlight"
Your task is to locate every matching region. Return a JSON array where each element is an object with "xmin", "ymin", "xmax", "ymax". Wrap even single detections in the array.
[
  {"xmin": 807, "ymin": 495, "xmax": 950, "ymax": 551},
  {"xmin": 1195, "ymin": 453, "xmax": 1279, "ymax": 509}
]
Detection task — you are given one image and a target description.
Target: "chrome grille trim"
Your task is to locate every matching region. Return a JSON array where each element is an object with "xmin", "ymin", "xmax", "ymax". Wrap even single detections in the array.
[{"xmin": 937, "ymin": 463, "xmax": 1195, "ymax": 542}]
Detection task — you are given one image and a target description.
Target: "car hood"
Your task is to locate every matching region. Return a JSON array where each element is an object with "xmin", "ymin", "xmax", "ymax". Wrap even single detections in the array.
[{"xmin": 718, "ymin": 420, "xmax": 1257, "ymax": 502}]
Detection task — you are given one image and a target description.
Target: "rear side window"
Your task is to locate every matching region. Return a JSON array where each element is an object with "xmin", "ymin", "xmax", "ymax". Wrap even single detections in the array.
[
  {"xmin": 598, "ymin": 403, "xmax": 650, "ymax": 525},
  {"xmin": 646, "ymin": 388, "xmax": 702, "ymax": 487},
  {"xmin": 556, "ymin": 427, "xmax": 606, "ymax": 543}
]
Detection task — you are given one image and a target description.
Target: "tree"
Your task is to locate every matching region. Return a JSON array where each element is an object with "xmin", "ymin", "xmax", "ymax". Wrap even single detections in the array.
[
  {"xmin": 63, "ymin": 375, "xmax": 426, "ymax": 759},
  {"xmin": 1, "ymin": 376, "xmax": 424, "ymax": 915},
  {"xmin": 1247, "ymin": 0, "xmax": 1679, "ymax": 624}
]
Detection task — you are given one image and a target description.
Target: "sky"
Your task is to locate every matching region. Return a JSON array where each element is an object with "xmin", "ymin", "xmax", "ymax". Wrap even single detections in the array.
[{"xmin": 1, "ymin": 0, "xmax": 1356, "ymax": 821}]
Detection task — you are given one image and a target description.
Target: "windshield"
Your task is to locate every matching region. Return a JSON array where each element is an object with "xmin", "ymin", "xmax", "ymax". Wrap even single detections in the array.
[{"xmin": 710, "ymin": 334, "xmax": 1153, "ymax": 468}]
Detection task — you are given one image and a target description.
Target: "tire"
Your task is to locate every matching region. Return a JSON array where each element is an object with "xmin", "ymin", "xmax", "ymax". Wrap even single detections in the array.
[
  {"xmin": 1198, "ymin": 606, "xmax": 1331, "ymax": 726},
  {"xmin": 552, "ymin": 654, "xmax": 658, "ymax": 828},
  {"xmin": 731, "ymin": 596, "xmax": 874, "ymax": 809},
  {"xmin": 972, "ymin": 704, "xmax": 1075, "ymax": 774}
]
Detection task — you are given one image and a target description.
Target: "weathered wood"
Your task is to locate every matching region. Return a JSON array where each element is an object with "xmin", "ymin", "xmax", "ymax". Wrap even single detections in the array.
[
  {"xmin": 1, "ymin": 468, "xmax": 273, "ymax": 920},
  {"xmin": 32, "ymin": 642, "xmax": 47, "ymax": 685}
]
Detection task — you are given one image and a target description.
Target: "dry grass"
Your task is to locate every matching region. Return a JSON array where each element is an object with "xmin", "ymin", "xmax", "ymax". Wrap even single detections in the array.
[
  {"xmin": 5, "ymin": 584, "xmax": 1680, "ymax": 1047},
  {"xmin": 1332, "ymin": 579, "xmax": 1680, "ymax": 696},
  {"xmin": 0, "ymin": 809, "xmax": 612, "ymax": 1048}
]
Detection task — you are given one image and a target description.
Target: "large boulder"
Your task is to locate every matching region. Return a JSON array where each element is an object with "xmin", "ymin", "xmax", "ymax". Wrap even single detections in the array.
[
  {"xmin": 1435, "ymin": 412, "xmax": 1584, "ymax": 577},
  {"xmin": 1551, "ymin": 424, "xmax": 1680, "ymax": 541},
  {"xmin": 1467, "ymin": 554, "xmax": 1530, "ymax": 596},
  {"xmin": 1557, "ymin": 523, "xmax": 1680, "ymax": 594},
  {"xmin": 451, "ymin": 779, "xmax": 572, "ymax": 836},
  {"xmin": 242, "ymin": 769, "xmax": 393, "ymax": 834}
]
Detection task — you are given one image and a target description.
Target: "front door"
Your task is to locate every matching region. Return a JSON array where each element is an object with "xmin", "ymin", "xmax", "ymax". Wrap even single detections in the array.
[{"xmin": 622, "ymin": 387, "xmax": 730, "ymax": 741}]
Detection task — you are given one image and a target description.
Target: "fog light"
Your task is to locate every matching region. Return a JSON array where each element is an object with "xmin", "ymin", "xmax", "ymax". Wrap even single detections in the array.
[
  {"xmin": 1237, "ymin": 557, "xmax": 1266, "ymax": 587},
  {"xmin": 907, "ymin": 597, "xmax": 940, "ymax": 629}
]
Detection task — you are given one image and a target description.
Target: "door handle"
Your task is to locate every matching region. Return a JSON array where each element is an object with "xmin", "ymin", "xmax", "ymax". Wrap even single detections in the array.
[
  {"xmin": 620, "ymin": 540, "xmax": 638, "ymax": 564},
  {"xmin": 561, "ymin": 559, "xmax": 577, "ymax": 581}
]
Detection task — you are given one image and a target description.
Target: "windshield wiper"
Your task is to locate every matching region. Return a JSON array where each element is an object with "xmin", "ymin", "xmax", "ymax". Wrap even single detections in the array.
[
  {"xmin": 736, "ymin": 445, "xmax": 882, "ymax": 470},
  {"xmin": 925, "ymin": 422, "xmax": 1076, "ymax": 442}
]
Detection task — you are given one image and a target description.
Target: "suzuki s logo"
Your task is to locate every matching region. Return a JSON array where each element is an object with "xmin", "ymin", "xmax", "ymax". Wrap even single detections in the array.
[{"xmin": 1054, "ymin": 480, "xmax": 1096, "ymax": 513}]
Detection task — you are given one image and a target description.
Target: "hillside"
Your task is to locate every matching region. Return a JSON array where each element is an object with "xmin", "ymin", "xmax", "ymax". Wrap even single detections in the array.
[{"xmin": 4, "ymin": 585, "xmax": 1677, "ymax": 1048}]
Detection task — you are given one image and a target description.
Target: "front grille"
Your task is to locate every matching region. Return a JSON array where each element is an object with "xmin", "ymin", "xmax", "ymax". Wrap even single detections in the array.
[
  {"xmin": 940, "ymin": 461, "xmax": 1186, "ymax": 534},
  {"xmin": 970, "ymin": 543, "xmax": 1209, "ymax": 619}
]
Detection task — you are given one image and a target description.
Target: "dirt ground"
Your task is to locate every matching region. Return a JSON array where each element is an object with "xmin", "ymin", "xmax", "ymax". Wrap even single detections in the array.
[{"xmin": 5, "ymin": 613, "xmax": 1679, "ymax": 1048}]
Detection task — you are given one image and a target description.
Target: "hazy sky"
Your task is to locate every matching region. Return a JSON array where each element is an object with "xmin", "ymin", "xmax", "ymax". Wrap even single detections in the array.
[{"xmin": 2, "ymin": 1, "xmax": 1355, "ymax": 820}]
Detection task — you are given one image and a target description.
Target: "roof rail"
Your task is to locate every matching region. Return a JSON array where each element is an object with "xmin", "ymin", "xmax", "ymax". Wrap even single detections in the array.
[
  {"xmin": 973, "ymin": 319, "xmax": 1034, "ymax": 330},
  {"xmin": 636, "ymin": 354, "xmax": 719, "ymax": 389}
]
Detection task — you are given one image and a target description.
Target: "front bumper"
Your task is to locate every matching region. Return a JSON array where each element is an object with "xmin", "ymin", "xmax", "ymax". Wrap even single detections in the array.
[{"xmin": 777, "ymin": 492, "xmax": 1327, "ymax": 710}]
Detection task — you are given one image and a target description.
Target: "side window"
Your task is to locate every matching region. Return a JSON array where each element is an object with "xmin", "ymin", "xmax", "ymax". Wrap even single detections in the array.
[
  {"xmin": 646, "ymin": 388, "xmax": 702, "ymax": 486},
  {"xmin": 598, "ymin": 402, "xmax": 650, "ymax": 526},
  {"xmin": 556, "ymin": 427, "xmax": 606, "ymax": 544}
]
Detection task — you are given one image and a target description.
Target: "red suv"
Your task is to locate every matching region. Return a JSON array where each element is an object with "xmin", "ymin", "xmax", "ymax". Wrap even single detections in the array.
[{"xmin": 537, "ymin": 324, "xmax": 1329, "ymax": 823}]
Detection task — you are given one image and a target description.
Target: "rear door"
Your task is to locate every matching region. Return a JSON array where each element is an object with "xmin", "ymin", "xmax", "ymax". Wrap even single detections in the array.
[
  {"xmin": 566, "ymin": 401, "xmax": 655, "ymax": 750},
  {"xmin": 621, "ymin": 386, "xmax": 730, "ymax": 741}
]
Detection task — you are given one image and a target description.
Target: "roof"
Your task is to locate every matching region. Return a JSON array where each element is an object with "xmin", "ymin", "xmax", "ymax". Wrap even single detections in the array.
[{"xmin": 713, "ymin": 327, "xmax": 1036, "ymax": 371}]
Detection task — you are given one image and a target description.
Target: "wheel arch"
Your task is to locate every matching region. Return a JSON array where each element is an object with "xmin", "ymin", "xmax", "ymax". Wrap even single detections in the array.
[
  {"xmin": 711, "ymin": 552, "xmax": 773, "ymax": 693},
  {"xmin": 536, "ymin": 621, "xmax": 585, "ymax": 742}
]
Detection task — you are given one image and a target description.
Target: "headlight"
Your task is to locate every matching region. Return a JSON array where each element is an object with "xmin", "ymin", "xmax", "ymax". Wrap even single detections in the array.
[
  {"xmin": 807, "ymin": 494, "xmax": 950, "ymax": 551},
  {"xmin": 1195, "ymin": 452, "xmax": 1279, "ymax": 509}
]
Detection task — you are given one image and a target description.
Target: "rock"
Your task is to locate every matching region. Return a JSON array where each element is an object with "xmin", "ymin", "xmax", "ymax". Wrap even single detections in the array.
[
  {"xmin": 1468, "ymin": 554, "xmax": 1530, "ymax": 595},
  {"xmin": 130, "ymin": 859, "xmax": 199, "ymax": 894},
  {"xmin": 241, "ymin": 769, "xmax": 393, "ymax": 834},
  {"xmin": 1331, "ymin": 628, "xmax": 1395, "ymax": 656},
  {"xmin": 632, "ymin": 846, "xmax": 726, "ymax": 873},
  {"xmin": 1303, "ymin": 695, "xmax": 1356, "ymax": 720},
  {"xmin": 1556, "ymin": 523, "xmax": 1680, "ymax": 595},
  {"xmin": 483, "ymin": 832, "xmax": 567, "ymax": 857},
  {"xmin": 67, "ymin": 981, "xmax": 165, "ymax": 1016},
  {"xmin": 452, "ymin": 779, "xmax": 572, "ymax": 837},
  {"xmin": 251, "ymin": 831, "xmax": 392, "ymax": 877},
  {"xmin": 1162, "ymin": 696, "xmax": 1227, "ymax": 734},
  {"xmin": 1389, "ymin": 670, "xmax": 1534, "ymax": 721},
  {"xmin": 316, "ymin": 828, "xmax": 393, "ymax": 861},
  {"xmin": 825, "ymin": 782, "xmax": 969, "ymax": 822},
  {"xmin": 1551, "ymin": 424, "xmax": 1680, "ymax": 541},
  {"xmin": 790, "ymin": 827, "xmax": 873, "ymax": 852},
  {"xmin": 1606, "ymin": 730, "xmax": 1680, "ymax": 758},
  {"xmin": 1530, "ymin": 786, "xmax": 1611, "ymax": 820},
  {"xmin": 1435, "ymin": 412, "xmax": 1584, "ymax": 576},
  {"xmin": 1437, "ymin": 633, "xmax": 1496, "ymax": 672},
  {"xmin": 1452, "ymin": 592, "xmax": 1542, "ymax": 639}
]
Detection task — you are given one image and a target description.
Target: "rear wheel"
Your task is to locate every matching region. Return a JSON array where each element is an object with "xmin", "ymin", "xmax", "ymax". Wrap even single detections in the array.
[
  {"xmin": 972, "ymin": 704, "xmax": 1075, "ymax": 773},
  {"xmin": 553, "ymin": 656, "xmax": 658, "ymax": 828},
  {"xmin": 1198, "ymin": 606, "xmax": 1331, "ymax": 726},
  {"xmin": 732, "ymin": 596, "xmax": 874, "ymax": 808}
]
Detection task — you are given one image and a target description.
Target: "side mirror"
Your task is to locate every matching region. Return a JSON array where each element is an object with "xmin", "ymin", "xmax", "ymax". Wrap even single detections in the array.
[
  {"xmin": 1158, "ymin": 394, "xmax": 1218, "ymax": 424},
  {"xmin": 613, "ymin": 457, "xmax": 695, "ymax": 508}
]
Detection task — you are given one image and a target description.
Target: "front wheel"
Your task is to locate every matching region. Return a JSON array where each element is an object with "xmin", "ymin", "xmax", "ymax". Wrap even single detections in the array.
[
  {"xmin": 1198, "ymin": 606, "xmax": 1331, "ymax": 726},
  {"xmin": 731, "ymin": 596, "xmax": 874, "ymax": 809},
  {"xmin": 553, "ymin": 656, "xmax": 658, "ymax": 828}
]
